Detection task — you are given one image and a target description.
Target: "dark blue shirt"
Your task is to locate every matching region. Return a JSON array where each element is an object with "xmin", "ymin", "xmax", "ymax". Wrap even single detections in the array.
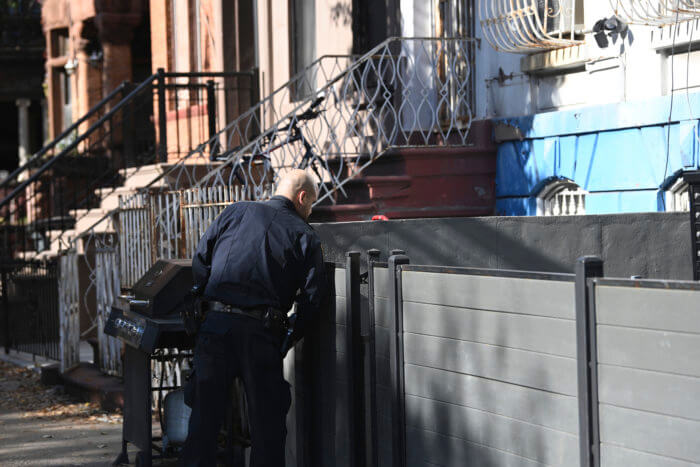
[{"xmin": 192, "ymin": 196, "xmax": 326, "ymax": 337}]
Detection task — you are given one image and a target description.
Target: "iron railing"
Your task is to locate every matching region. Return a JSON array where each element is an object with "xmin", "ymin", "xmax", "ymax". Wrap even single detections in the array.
[
  {"xmin": 110, "ymin": 36, "xmax": 475, "ymax": 284},
  {"xmin": 1, "ymin": 259, "xmax": 59, "ymax": 360},
  {"xmin": 610, "ymin": 0, "xmax": 700, "ymax": 25},
  {"xmin": 137, "ymin": 37, "xmax": 475, "ymax": 206},
  {"xmin": 0, "ymin": 69, "xmax": 257, "ymax": 259},
  {"xmin": 479, "ymin": 0, "xmax": 585, "ymax": 52},
  {"xmin": 66, "ymin": 37, "xmax": 476, "ymax": 374},
  {"xmin": 0, "ymin": 69, "xmax": 257, "ymax": 364}
]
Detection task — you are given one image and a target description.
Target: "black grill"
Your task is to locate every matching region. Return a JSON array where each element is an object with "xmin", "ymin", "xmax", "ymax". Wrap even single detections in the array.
[{"xmin": 106, "ymin": 259, "xmax": 249, "ymax": 466}]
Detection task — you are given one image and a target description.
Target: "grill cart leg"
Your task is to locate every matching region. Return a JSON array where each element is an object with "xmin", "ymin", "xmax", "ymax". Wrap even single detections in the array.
[
  {"xmin": 112, "ymin": 439, "xmax": 129, "ymax": 465},
  {"xmin": 135, "ymin": 449, "xmax": 152, "ymax": 467}
]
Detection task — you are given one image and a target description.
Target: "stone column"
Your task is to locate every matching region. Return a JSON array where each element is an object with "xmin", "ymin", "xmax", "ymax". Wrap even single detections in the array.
[{"xmin": 16, "ymin": 98, "xmax": 31, "ymax": 169}]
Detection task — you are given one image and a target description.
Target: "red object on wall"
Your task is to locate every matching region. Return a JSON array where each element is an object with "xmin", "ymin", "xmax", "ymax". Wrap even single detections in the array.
[{"xmin": 372, "ymin": 215, "xmax": 389, "ymax": 221}]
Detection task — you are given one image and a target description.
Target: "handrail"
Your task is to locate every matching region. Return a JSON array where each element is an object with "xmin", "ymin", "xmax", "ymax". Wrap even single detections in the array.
[
  {"xmin": 129, "ymin": 36, "xmax": 475, "ymax": 208},
  {"xmin": 0, "ymin": 81, "xmax": 130, "ymax": 190},
  {"xmin": 197, "ymin": 37, "xmax": 476, "ymax": 192},
  {"xmin": 0, "ymin": 73, "xmax": 159, "ymax": 211},
  {"xmin": 138, "ymin": 54, "xmax": 358, "ymax": 191}
]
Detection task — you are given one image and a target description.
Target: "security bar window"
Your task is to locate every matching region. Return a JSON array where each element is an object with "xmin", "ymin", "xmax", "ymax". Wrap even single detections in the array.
[
  {"xmin": 537, "ymin": 179, "xmax": 587, "ymax": 216},
  {"xmin": 666, "ymin": 178, "xmax": 690, "ymax": 212}
]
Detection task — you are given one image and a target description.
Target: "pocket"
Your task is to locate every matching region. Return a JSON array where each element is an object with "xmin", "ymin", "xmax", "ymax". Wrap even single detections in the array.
[{"xmin": 195, "ymin": 332, "xmax": 227, "ymax": 359}]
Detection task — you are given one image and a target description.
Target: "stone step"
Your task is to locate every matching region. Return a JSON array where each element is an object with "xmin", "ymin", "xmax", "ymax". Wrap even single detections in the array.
[
  {"xmin": 74, "ymin": 209, "xmax": 113, "ymax": 235},
  {"xmin": 94, "ymin": 186, "xmax": 136, "ymax": 211},
  {"xmin": 123, "ymin": 163, "xmax": 169, "ymax": 189}
]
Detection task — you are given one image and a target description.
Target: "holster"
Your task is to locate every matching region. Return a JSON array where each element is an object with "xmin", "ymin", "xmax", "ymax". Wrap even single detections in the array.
[
  {"xmin": 182, "ymin": 289, "xmax": 208, "ymax": 336},
  {"xmin": 263, "ymin": 307, "xmax": 289, "ymax": 338}
]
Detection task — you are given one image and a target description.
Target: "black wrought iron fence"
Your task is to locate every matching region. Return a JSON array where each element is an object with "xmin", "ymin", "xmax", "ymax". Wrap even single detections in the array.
[{"xmin": 1, "ymin": 259, "xmax": 59, "ymax": 360}]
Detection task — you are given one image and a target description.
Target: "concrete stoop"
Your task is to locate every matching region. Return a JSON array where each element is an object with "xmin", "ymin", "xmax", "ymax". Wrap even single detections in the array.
[{"xmin": 60, "ymin": 362, "xmax": 124, "ymax": 412}]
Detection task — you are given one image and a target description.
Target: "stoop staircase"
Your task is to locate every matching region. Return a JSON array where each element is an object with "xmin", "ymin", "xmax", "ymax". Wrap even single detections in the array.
[
  {"xmin": 1, "ymin": 37, "xmax": 495, "ymax": 371},
  {"xmin": 131, "ymin": 37, "xmax": 488, "ymax": 229}
]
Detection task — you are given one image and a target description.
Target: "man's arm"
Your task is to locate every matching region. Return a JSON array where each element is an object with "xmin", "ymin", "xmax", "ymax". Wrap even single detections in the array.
[{"xmin": 287, "ymin": 233, "xmax": 327, "ymax": 348}]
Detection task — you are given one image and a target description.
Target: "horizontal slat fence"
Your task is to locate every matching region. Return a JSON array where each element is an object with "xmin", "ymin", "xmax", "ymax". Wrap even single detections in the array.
[
  {"xmin": 399, "ymin": 266, "xmax": 579, "ymax": 467},
  {"xmin": 285, "ymin": 261, "xmax": 356, "ymax": 467},
  {"xmin": 592, "ymin": 279, "xmax": 700, "ymax": 467},
  {"xmin": 370, "ymin": 263, "xmax": 394, "ymax": 467}
]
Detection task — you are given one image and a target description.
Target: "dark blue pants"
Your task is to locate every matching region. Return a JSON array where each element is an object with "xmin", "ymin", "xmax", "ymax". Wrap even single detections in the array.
[{"xmin": 180, "ymin": 313, "xmax": 291, "ymax": 466}]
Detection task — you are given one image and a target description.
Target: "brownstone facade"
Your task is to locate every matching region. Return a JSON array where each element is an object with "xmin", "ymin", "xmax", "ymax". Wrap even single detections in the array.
[{"xmin": 41, "ymin": 0, "xmax": 149, "ymax": 140}]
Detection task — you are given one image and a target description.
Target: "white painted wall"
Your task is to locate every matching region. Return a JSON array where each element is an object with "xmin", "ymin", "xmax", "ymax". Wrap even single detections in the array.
[{"xmin": 474, "ymin": 2, "xmax": 700, "ymax": 119}]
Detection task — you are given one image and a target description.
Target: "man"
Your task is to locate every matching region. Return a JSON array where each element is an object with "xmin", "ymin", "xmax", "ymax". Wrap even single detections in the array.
[{"xmin": 181, "ymin": 169, "xmax": 327, "ymax": 466}]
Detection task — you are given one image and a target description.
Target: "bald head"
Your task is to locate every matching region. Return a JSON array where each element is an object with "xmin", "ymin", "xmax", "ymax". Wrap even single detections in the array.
[{"xmin": 275, "ymin": 169, "xmax": 318, "ymax": 220}]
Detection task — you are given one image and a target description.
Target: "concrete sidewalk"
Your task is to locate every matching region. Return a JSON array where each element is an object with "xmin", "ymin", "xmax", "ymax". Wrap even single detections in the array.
[{"xmin": 0, "ymin": 357, "xmax": 177, "ymax": 466}]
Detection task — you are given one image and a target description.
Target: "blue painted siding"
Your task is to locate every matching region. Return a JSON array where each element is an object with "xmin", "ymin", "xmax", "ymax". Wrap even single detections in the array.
[{"xmin": 494, "ymin": 92, "xmax": 700, "ymax": 216}]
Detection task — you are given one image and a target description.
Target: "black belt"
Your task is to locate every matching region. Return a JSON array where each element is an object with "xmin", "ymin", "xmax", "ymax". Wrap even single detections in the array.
[{"xmin": 210, "ymin": 302, "xmax": 267, "ymax": 321}]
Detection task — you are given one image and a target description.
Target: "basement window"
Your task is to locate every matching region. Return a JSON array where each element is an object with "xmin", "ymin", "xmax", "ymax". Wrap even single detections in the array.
[
  {"xmin": 666, "ymin": 177, "xmax": 690, "ymax": 212},
  {"xmin": 536, "ymin": 179, "xmax": 587, "ymax": 216}
]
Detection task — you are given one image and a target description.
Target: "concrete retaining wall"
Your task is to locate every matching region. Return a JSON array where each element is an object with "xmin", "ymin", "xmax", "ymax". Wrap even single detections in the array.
[{"xmin": 314, "ymin": 212, "xmax": 691, "ymax": 280}]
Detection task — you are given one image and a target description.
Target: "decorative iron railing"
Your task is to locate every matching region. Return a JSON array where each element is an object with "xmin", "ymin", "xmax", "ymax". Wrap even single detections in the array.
[
  {"xmin": 61, "ymin": 37, "xmax": 476, "ymax": 374},
  {"xmin": 141, "ymin": 37, "xmax": 474, "ymax": 205},
  {"xmin": 479, "ymin": 0, "xmax": 585, "ymax": 52},
  {"xmin": 610, "ymin": 0, "xmax": 700, "ymax": 25},
  {"xmin": 0, "ymin": 70, "xmax": 257, "ymax": 367}
]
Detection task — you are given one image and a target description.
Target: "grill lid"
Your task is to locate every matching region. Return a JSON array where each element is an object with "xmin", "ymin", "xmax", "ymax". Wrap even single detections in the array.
[{"xmin": 130, "ymin": 259, "xmax": 193, "ymax": 317}]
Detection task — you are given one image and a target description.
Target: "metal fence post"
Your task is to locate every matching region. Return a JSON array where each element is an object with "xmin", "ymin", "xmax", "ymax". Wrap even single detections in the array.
[
  {"xmin": 206, "ymin": 79, "xmax": 217, "ymax": 155},
  {"xmin": 362, "ymin": 249, "xmax": 381, "ymax": 467},
  {"xmin": 2, "ymin": 265, "xmax": 9, "ymax": 354},
  {"xmin": 345, "ymin": 251, "xmax": 361, "ymax": 467},
  {"xmin": 388, "ymin": 253, "xmax": 409, "ymax": 467},
  {"xmin": 575, "ymin": 256, "xmax": 604, "ymax": 467},
  {"xmin": 684, "ymin": 171, "xmax": 700, "ymax": 280},
  {"xmin": 156, "ymin": 68, "xmax": 167, "ymax": 163}
]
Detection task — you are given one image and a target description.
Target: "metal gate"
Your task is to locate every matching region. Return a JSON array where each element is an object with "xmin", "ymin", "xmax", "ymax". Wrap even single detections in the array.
[{"xmin": 58, "ymin": 252, "xmax": 80, "ymax": 372}]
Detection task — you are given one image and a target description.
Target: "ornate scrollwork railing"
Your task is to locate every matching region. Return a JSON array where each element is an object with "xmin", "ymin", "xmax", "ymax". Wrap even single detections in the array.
[
  {"xmin": 479, "ymin": 0, "xmax": 584, "ymax": 52},
  {"xmin": 609, "ymin": 0, "xmax": 700, "ymax": 25}
]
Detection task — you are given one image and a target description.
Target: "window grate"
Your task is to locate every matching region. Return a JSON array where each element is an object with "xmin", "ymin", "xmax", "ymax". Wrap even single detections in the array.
[
  {"xmin": 478, "ymin": 0, "xmax": 585, "ymax": 52},
  {"xmin": 537, "ymin": 180, "xmax": 587, "ymax": 216},
  {"xmin": 610, "ymin": 0, "xmax": 700, "ymax": 26}
]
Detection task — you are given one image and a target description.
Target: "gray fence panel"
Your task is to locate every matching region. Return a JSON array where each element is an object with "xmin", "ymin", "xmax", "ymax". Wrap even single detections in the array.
[
  {"xmin": 331, "ymin": 267, "xmax": 350, "ymax": 467},
  {"xmin": 403, "ymin": 301, "xmax": 577, "ymax": 358},
  {"xmin": 400, "ymin": 269, "xmax": 578, "ymax": 467},
  {"xmin": 595, "ymin": 283, "xmax": 700, "ymax": 466},
  {"xmin": 600, "ymin": 444, "xmax": 700, "ymax": 467},
  {"xmin": 372, "ymin": 265, "xmax": 394, "ymax": 467},
  {"xmin": 597, "ymin": 326, "xmax": 700, "ymax": 377},
  {"xmin": 405, "ymin": 395, "xmax": 579, "ymax": 466},
  {"xmin": 403, "ymin": 333, "xmax": 577, "ymax": 396},
  {"xmin": 404, "ymin": 365, "xmax": 578, "ymax": 434},
  {"xmin": 405, "ymin": 426, "xmax": 546, "ymax": 467},
  {"xmin": 599, "ymin": 405, "xmax": 700, "ymax": 463},
  {"xmin": 595, "ymin": 286, "xmax": 700, "ymax": 333},
  {"xmin": 597, "ymin": 365, "xmax": 700, "ymax": 421},
  {"xmin": 402, "ymin": 271, "xmax": 575, "ymax": 319}
]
